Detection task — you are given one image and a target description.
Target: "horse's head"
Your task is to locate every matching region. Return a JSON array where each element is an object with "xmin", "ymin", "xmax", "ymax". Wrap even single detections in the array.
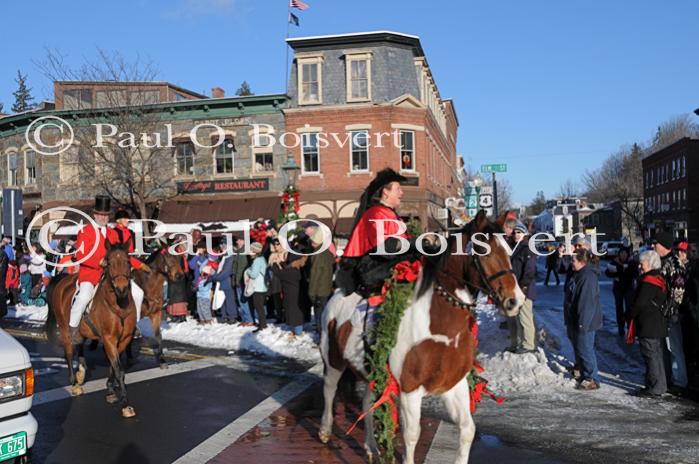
[
  {"xmin": 155, "ymin": 246, "xmax": 185, "ymax": 282},
  {"xmin": 104, "ymin": 238, "xmax": 132, "ymax": 306},
  {"xmin": 460, "ymin": 210, "xmax": 524, "ymax": 317}
]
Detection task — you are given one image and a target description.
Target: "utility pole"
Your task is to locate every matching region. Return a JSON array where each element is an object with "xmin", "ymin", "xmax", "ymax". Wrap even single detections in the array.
[{"xmin": 492, "ymin": 172, "xmax": 498, "ymax": 217}]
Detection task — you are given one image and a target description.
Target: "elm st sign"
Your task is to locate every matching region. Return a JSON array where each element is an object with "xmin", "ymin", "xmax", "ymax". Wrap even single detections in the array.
[{"xmin": 480, "ymin": 164, "xmax": 507, "ymax": 173}]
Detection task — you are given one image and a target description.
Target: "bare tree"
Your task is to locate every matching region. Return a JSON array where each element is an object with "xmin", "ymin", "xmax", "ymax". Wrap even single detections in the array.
[
  {"xmin": 558, "ymin": 178, "xmax": 579, "ymax": 198},
  {"xmin": 584, "ymin": 143, "xmax": 645, "ymax": 239},
  {"xmin": 35, "ymin": 49, "xmax": 178, "ymax": 227},
  {"xmin": 479, "ymin": 176, "xmax": 513, "ymax": 213},
  {"xmin": 649, "ymin": 114, "xmax": 699, "ymax": 153}
]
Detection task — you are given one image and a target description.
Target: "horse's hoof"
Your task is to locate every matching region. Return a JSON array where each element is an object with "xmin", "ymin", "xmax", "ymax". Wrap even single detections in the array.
[
  {"xmin": 159, "ymin": 363, "xmax": 169, "ymax": 370},
  {"xmin": 106, "ymin": 393, "xmax": 118, "ymax": 404},
  {"xmin": 71, "ymin": 385, "xmax": 84, "ymax": 396},
  {"xmin": 76, "ymin": 366, "xmax": 86, "ymax": 385},
  {"xmin": 318, "ymin": 430, "xmax": 330, "ymax": 444},
  {"xmin": 122, "ymin": 406, "xmax": 136, "ymax": 418}
]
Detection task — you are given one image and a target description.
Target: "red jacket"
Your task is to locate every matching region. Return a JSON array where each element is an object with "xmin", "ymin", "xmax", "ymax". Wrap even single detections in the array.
[
  {"xmin": 75, "ymin": 224, "xmax": 108, "ymax": 285},
  {"xmin": 5, "ymin": 264, "xmax": 19, "ymax": 289},
  {"xmin": 343, "ymin": 205, "xmax": 408, "ymax": 258},
  {"xmin": 107, "ymin": 225, "xmax": 145, "ymax": 270}
]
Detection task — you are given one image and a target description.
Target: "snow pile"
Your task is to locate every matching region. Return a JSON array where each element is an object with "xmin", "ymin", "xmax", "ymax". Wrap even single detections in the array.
[
  {"xmin": 138, "ymin": 318, "xmax": 321, "ymax": 363},
  {"xmin": 6, "ymin": 304, "xmax": 48, "ymax": 322},
  {"xmin": 475, "ymin": 303, "xmax": 576, "ymax": 394}
]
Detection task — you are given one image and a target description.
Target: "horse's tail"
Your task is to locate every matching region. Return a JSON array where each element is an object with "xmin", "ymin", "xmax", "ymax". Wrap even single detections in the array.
[{"xmin": 45, "ymin": 273, "xmax": 68, "ymax": 346}]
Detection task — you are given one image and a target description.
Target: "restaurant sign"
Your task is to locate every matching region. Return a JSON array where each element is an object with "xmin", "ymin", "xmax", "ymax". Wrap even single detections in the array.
[{"xmin": 177, "ymin": 178, "xmax": 269, "ymax": 194}]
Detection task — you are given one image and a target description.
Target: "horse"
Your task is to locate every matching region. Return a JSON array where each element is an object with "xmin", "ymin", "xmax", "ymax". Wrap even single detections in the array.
[
  {"xmin": 319, "ymin": 210, "xmax": 525, "ymax": 464},
  {"xmin": 47, "ymin": 238, "xmax": 139, "ymax": 418},
  {"xmin": 128, "ymin": 245, "xmax": 186, "ymax": 368}
]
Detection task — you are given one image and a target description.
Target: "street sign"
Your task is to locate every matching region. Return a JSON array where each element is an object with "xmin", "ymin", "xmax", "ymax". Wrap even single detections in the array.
[
  {"xmin": 480, "ymin": 164, "xmax": 507, "ymax": 173},
  {"xmin": 479, "ymin": 194, "xmax": 493, "ymax": 208}
]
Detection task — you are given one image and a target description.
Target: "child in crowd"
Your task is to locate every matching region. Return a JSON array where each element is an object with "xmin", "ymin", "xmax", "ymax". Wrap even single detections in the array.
[{"xmin": 196, "ymin": 261, "xmax": 217, "ymax": 325}]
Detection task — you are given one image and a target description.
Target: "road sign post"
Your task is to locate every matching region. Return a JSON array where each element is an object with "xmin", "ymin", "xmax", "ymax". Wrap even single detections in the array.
[
  {"xmin": 480, "ymin": 164, "xmax": 506, "ymax": 217},
  {"xmin": 492, "ymin": 172, "xmax": 498, "ymax": 217}
]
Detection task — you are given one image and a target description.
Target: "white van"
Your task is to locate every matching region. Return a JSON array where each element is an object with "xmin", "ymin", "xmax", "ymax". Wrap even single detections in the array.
[{"xmin": 0, "ymin": 329, "xmax": 37, "ymax": 463}]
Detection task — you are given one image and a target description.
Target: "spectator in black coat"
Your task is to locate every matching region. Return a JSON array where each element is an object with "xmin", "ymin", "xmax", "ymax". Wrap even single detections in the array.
[
  {"xmin": 626, "ymin": 250, "xmax": 668, "ymax": 397},
  {"xmin": 564, "ymin": 249, "xmax": 603, "ymax": 391},
  {"xmin": 545, "ymin": 243, "xmax": 563, "ymax": 286},
  {"xmin": 605, "ymin": 247, "xmax": 637, "ymax": 337},
  {"xmin": 0, "ymin": 247, "xmax": 8, "ymax": 319}
]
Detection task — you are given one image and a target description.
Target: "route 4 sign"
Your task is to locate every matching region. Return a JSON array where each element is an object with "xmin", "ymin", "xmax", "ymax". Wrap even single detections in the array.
[{"xmin": 479, "ymin": 194, "xmax": 493, "ymax": 208}]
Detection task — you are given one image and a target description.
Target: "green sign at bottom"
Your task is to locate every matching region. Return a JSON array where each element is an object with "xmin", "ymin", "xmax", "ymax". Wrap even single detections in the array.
[{"xmin": 0, "ymin": 432, "xmax": 26, "ymax": 462}]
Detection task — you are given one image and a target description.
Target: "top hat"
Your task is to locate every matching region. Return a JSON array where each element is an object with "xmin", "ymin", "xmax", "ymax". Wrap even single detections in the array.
[
  {"xmin": 93, "ymin": 195, "xmax": 112, "ymax": 215},
  {"xmin": 366, "ymin": 168, "xmax": 407, "ymax": 201},
  {"xmin": 114, "ymin": 209, "xmax": 130, "ymax": 220}
]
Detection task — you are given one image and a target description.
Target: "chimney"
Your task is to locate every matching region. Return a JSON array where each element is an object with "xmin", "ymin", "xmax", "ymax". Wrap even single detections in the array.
[{"xmin": 212, "ymin": 87, "xmax": 225, "ymax": 98}]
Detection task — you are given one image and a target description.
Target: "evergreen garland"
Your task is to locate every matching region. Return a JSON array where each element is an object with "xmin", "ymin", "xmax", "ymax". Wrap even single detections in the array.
[{"xmin": 367, "ymin": 262, "xmax": 420, "ymax": 463}]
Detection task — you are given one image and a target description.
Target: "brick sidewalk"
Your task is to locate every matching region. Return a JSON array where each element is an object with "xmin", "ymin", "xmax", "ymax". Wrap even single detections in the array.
[{"xmin": 210, "ymin": 382, "xmax": 440, "ymax": 463}]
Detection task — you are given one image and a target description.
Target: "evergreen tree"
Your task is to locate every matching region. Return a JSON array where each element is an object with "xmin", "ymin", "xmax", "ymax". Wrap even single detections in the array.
[
  {"xmin": 235, "ymin": 81, "xmax": 253, "ymax": 96},
  {"xmin": 12, "ymin": 70, "xmax": 35, "ymax": 113},
  {"xmin": 0, "ymin": 102, "xmax": 4, "ymax": 113},
  {"xmin": 528, "ymin": 190, "xmax": 547, "ymax": 215}
]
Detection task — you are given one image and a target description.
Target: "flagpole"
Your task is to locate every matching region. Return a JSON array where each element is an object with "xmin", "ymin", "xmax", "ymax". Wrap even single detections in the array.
[{"xmin": 285, "ymin": 1, "xmax": 291, "ymax": 95}]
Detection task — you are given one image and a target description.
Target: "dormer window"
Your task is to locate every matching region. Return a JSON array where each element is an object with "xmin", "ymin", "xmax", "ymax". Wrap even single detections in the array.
[
  {"xmin": 346, "ymin": 52, "xmax": 372, "ymax": 102},
  {"xmin": 297, "ymin": 55, "xmax": 323, "ymax": 105}
]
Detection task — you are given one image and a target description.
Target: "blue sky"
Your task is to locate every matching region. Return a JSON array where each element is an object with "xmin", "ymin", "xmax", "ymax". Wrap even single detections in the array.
[{"xmin": 2, "ymin": 0, "xmax": 698, "ymax": 204}]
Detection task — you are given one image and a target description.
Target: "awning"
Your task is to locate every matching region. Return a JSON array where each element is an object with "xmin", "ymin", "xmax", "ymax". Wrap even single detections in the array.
[{"xmin": 157, "ymin": 196, "xmax": 280, "ymax": 224}]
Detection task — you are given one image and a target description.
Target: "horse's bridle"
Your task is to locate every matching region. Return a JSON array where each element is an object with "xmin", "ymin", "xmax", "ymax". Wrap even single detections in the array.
[{"xmin": 466, "ymin": 253, "xmax": 515, "ymax": 307}]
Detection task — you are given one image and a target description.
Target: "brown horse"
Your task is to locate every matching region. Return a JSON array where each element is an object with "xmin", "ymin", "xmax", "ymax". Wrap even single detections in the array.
[
  {"xmin": 129, "ymin": 246, "xmax": 185, "ymax": 368},
  {"xmin": 47, "ymin": 238, "xmax": 138, "ymax": 418},
  {"xmin": 319, "ymin": 211, "xmax": 525, "ymax": 463}
]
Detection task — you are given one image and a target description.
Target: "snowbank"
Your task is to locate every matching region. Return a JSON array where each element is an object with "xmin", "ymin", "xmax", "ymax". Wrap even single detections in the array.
[
  {"xmin": 4, "ymin": 304, "xmax": 321, "ymax": 362},
  {"xmin": 139, "ymin": 318, "xmax": 321, "ymax": 363},
  {"xmin": 6, "ymin": 305, "xmax": 49, "ymax": 323},
  {"xmin": 475, "ymin": 303, "xmax": 576, "ymax": 394}
]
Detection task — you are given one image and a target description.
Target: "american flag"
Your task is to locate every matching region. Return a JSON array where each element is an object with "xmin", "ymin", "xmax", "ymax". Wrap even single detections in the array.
[{"xmin": 290, "ymin": 0, "xmax": 309, "ymax": 11}]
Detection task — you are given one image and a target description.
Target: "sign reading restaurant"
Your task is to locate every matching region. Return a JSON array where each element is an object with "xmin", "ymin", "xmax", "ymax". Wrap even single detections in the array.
[{"xmin": 177, "ymin": 178, "xmax": 270, "ymax": 194}]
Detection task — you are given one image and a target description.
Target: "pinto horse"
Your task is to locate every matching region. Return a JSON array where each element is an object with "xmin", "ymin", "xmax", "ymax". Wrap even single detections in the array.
[
  {"xmin": 319, "ymin": 211, "xmax": 525, "ymax": 464},
  {"xmin": 128, "ymin": 246, "xmax": 185, "ymax": 368},
  {"xmin": 47, "ymin": 238, "xmax": 139, "ymax": 418}
]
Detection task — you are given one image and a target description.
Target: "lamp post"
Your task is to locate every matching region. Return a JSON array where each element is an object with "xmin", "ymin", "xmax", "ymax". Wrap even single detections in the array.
[
  {"xmin": 281, "ymin": 153, "xmax": 300, "ymax": 188},
  {"xmin": 280, "ymin": 153, "xmax": 301, "ymax": 225}
]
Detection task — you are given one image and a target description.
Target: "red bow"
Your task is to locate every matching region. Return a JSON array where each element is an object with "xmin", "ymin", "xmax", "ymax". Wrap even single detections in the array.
[
  {"xmin": 346, "ymin": 366, "xmax": 400, "ymax": 435},
  {"xmin": 394, "ymin": 260, "xmax": 422, "ymax": 283}
]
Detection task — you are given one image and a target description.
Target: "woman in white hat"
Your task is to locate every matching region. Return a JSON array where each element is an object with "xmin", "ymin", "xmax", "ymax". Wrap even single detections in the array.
[{"xmin": 244, "ymin": 242, "xmax": 268, "ymax": 332}]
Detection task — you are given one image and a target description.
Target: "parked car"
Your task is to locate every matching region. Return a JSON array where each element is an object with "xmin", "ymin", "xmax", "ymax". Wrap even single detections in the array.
[
  {"xmin": 0, "ymin": 329, "xmax": 37, "ymax": 463},
  {"xmin": 601, "ymin": 241, "xmax": 625, "ymax": 259}
]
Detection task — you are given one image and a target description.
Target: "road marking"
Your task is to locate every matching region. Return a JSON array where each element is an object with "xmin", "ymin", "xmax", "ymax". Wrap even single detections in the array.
[
  {"xmin": 30, "ymin": 356, "xmax": 66, "ymax": 363},
  {"xmin": 5, "ymin": 328, "xmax": 47, "ymax": 340},
  {"xmin": 33, "ymin": 358, "xmax": 215, "ymax": 406},
  {"xmin": 424, "ymin": 421, "xmax": 457, "ymax": 463},
  {"xmin": 172, "ymin": 362, "xmax": 324, "ymax": 464}
]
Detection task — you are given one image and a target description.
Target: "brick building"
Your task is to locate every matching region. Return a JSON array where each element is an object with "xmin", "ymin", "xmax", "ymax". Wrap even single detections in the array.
[
  {"xmin": 284, "ymin": 31, "xmax": 460, "ymax": 233},
  {"xmin": 642, "ymin": 137, "xmax": 699, "ymax": 242},
  {"xmin": 0, "ymin": 84, "xmax": 289, "ymax": 234},
  {"xmin": 0, "ymin": 31, "xmax": 462, "ymax": 237}
]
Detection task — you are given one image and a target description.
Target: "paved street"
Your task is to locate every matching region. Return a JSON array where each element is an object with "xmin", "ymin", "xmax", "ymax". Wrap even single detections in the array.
[
  {"xmin": 3, "ymin": 320, "xmax": 576, "ymax": 464},
  {"xmin": 0, "ymin": 258, "xmax": 695, "ymax": 463}
]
